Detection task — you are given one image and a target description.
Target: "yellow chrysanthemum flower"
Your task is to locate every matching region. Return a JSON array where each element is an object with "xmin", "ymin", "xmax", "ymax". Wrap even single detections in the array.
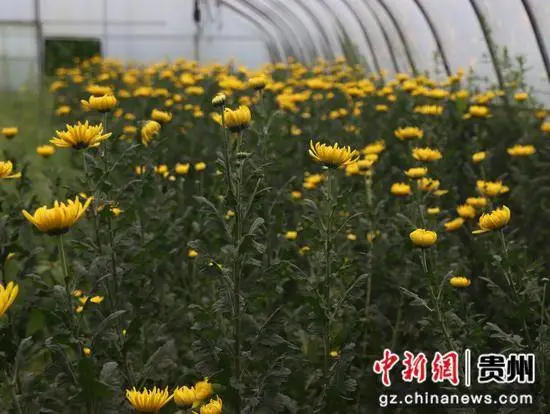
[
  {"xmin": 51, "ymin": 121, "xmax": 111, "ymax": 149},
  {"xmin": 476, "ymin": 180, "xmax": 509, "ymax": 197},
  {"xmin": 173, "ymin": 385, "xmax": 196, "ymax": 406},
  {"xmin": 135, "ymin": 166, "xmax": 147, "ymax": 176},
  {"xmin": 414, "ymin": 105, "xmax": 443, "ymax": 116},
  {"xmin": 299, "ymin": 245, "xmax": 311, "ymax": 256},
  {"xmin": 123, "ymin": 125, "xmax": 137, "ymax": 135},
  {"xmin": 464, "ymin": 105, "xmax": 490, "ymax": 119},
  {"xmin": 248, "ymin": 75, "xmax": 269, "ymax": 90},
  {"xmin": 0, "ymin": 282, "xmax": 19, "ymax": 318},
  {"xmin": 362, "ymin": 140, "xmax": 385, "ymax": 155},
  {"xmin": 90, "ymin": 296, "xmax": 104, "ymax": 304},
  {"xmin": 200, "ymin": 396, "xmax": 223, "ymax": 414},
  {"xmin": 308, "ymin": 140, "xmax": 359, "ymax": 168},
  {"xmin": 514, "ymin": 92, "xmax": 528, "ymax": 102},
  {"xmin": 391, "ymin": 182, "xmax": 412, "ymax": 196},
  {"xmin": 409, "ymin": 229, "xmax": 437, "ymax": 247},
  {"xmin": 472, "ymin": 151, "xmax": 486, "ymax": 163},
  {"xmin": 405, "ymin": 167, "xmax": 427, "ymax": 179},
  {"xmin": 507, "ymin": 144, "xmax": 535, "ymax": 157},
  {"xmin": 36, "ymin": 145, "xmax": 55, "ymax": 158},
  {"xmin": 412, "ymin": 147, "xmax": 442, "ymax": 162},
  {"xmin": 291, "ymin": 190, "xmax": 302, "ymax": 200},
  {"xmin": 22, "ymin": 196, "xmax": 93, "ymax": 235},
  {"xmin": 223, "ymin": 106, "xmax": 251, "ymax": 132},
  {"xmin": 151, "ymin": 109, "xmax": 173, "ymax": 124},
  {"xmin": 535, "ymin": 109, "xmax": 547, "ymax": 119},
  {"xmin": 0, "ymin": 161, "xmax": 22, "ymax": 179},
  {"xmin": 285, "ymin": 231, "xmax": 298, "ymax": 240},
  {"xmin": 194, "ymin": 378, "xmax": 214, "ymax": 402},
  {"xmin": 175, "ymin": 163, "xmax": 190, "ymax": 175},
  {"xmin": 444, "ymin": 217, "xmax": 464, "ymax": 232},
  {"xmin": 211, "ymin": 93, "xmax": 226, "ymax": 107},
  {"xmin": 81, "ymin": 95, "xmax": 117, "ymax": 112},
  {"xmin": 141, "ymin": 120, "xmax": 162, "ymax": 146},
  {"xmin": 110, "ymin": 207, "xmax": 123, "ymax": 216},
  {"xmin": 188, "ymin": 249, "xmax": 199, "ymax": 258},
  {"xmin": 125, "ymin": 386, "xmax": 172, "ymax": 413},
  {"xmin": 449, "ymin": 276, "xmax": 471, "ymax": 288},
  {"xmin": 2, "ymin": 127, "xmax": 19, "ymax": 138},
  {"xmin": 291, "ymin": 125, "xmax": 302, "ymax": 136},
  {"xmin": 395, "ymin": 126, "xmax": 423, "ymax": 140},
  {"xmin": 302, "ymin": 173, "xmax": 326, "ymax": 190},
  {"xmin": 473, "ymin": 205, "xmax": 511, "ymax": 234},
  {"xmin": 55, "ymin": 105, "xmax": 71, "ymax": 116},
  {"xmin": 417, "ymin": 177, "xmax": 440, "ymax": 192},
  {"xmin": 86, "ymin": 85, "xmax": 112, "ymax": 97},
  {"xmin": 457, "ymin": 204, "xmax": 477, "ymax": 219},
  {"xmin": 345, "ymin": 162, "xmax": 360, "ymax": 176},
  {"xmin": 195, "ymin": 162, "xmax": 207, "ymax": 172},
  {"xmin": 427, "ymin": 207, "xmax": 440, "ymax": 215},
  {"xmin": 154, "ymin": 164, "xmax": 169, "ymax": 177},
  {"xmin": 466, "ymin": 197, "xmax": 487, "ymax": 208}
]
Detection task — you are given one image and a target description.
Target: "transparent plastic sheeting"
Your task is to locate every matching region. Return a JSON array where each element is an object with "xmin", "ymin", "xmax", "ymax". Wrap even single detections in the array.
[
  {"xmin": 0, "ymin": 24, "xmax": 38, "ymax": 90},
  {"xmin": 475, "ymin": 0, "xmax": 550, "ymax": 96},
  {"xmin": 0, "ymin": 0, "xmax": 550, "ymax": 99}
]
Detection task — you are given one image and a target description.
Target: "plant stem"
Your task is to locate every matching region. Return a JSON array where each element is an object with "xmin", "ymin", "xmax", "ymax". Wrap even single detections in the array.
[
  {"xmin": 232, "ymin": 131, "xmax": 244, "ymax": 412},
  {"xmin": 498, "ymin": 229, "xmax": 533, "ymax": 348},
  {"xmin": 323, "ymin": 169, "xmax": 333, "ymax": 389},
  {"xmin": 422, "ymin": 249, "xmax": 454, "ymax": 350},
  {"xmin": 58, "ymin": 235, "xmax": 74, "ymax": 327},
  {"xmin": 4, "ymin": 370, "xmax": 23, "ymax": 414},
  {"xmin": 0, "ymin": 261, "xmax": 5, "ymax": 287},
  {"xmin": 364, "ymin": 175, "xmax": 373, "ymax": 209},
  {"xmin": 107, "ymin": 215, "xmax": 118, "ymax": 308},
  {"xmin": 94, "ymin": 211, "xmax": 102, "ymax": 253},
  {"xmin": 391, "ymin": 293, "xmax": 404, "ymax": 350},
  {"xmin": 220, "ymin": 106, "xmax": 233, "ymax": 201}
]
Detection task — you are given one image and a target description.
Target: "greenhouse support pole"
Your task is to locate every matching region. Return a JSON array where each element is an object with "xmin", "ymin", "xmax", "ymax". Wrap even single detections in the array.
[
  {"xmin": 103, "ymin": 0, "xmax": 108, "ymax": 56},
  {"xmin": 363, "ymin": 0, "xmax": 400, "ymax": 73},
  {"xmin": 468, "ymin": 0, "xmax": 507, "ymax": 102},
  {"xmin": 193, "ymin": 0, "xmax": 202, "ymax": 62},
  {"xmin": 341, "ymin": 0, "xmax": 381, "ymax": 73},
  {"xmin": 221, "ymin": 1, "xmax": 282, "ymax": 62},
  {"xmin": 412, "ymin": 0, "xmax": 452, "ymax": 76},
  {"xmin": 374, "ymin": 0, "xmax": 417, "ymax": 74},
  {"xmin": 34, "ymin": 0, "xmax": 44, "ymax": 86},
  {"xmin": 521, "ymin": 0, "xmax": 550, "ymax": 86}
]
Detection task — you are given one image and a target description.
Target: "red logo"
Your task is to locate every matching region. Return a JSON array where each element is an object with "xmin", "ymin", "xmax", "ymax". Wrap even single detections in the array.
[
  {"xmin": 401, "ymin": 351, "xmax": 428, "ymax": 383},
  {"xmin": 431, "ymin": 351, "xmax": 459, "ymax": 386},
  {"xmin": 373, "ymin": 349, "xmax": 400, "ymax": 386}
]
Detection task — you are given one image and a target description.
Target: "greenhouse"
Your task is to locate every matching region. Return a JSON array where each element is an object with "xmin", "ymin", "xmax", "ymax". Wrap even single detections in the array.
[{"xmin": 0, "ymin": 1, "xmax": 549, "ymax": 413}]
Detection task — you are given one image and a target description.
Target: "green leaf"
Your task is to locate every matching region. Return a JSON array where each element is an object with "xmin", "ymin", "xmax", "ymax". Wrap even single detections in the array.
[
  {"xmin": 139, "ymin": 339, "xmax": 177, "ymax": 383},
  {"xmin": 26, "ymin": 309, "xmax": 46, "ymax": 336},
  {"xmin": 399, "ymin": 287, "xmax": 433, "ymax": 311},
  {"xmin": 91, "ymin": 310, "xmax": 127, "ymax": 348},
  {"xmin": 100, "ymin": 362, "xmax": 124, "ymax": 390},
  {"xmin": 77, "ymin": 357, "xmax": 112, "ymax": 401}
]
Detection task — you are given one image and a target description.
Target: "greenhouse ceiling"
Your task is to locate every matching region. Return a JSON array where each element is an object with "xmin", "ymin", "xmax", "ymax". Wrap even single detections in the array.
[{"xmin": 0, "ymin": 0, "xmax": 549, "ymax": 95}]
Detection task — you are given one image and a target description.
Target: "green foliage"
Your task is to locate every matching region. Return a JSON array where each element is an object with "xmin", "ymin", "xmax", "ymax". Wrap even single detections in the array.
[{"xmin": 0, "ymin": 53, "xmax": 549, "ymax": 414}]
